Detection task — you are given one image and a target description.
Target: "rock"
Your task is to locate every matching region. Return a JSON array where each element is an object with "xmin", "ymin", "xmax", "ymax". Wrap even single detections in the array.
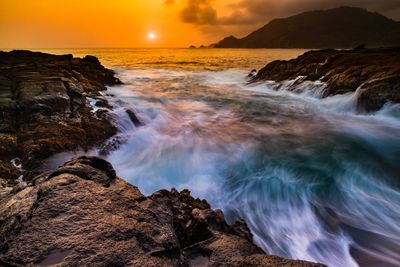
[
  {"xmin": 0, "ymin": 50, "xmax": 121, "ymax": 184},
  {"xmin": 45, "ymin": 156, "xmax": 116, "ymax": 187},
  {"xmin": 247, "ymin": 69, "xmax": 257, "ymax": 78},
  {"xmin": 356, "ymin": 76, "xmax": 400, "ymax": 112},
  {"xmin": 126, "ymin": 109, "xmax": 144, "ymax": 127},
  {"xmin": 95, "ymin": 98, "xmax": 112, "ymax": 109},
  {"xmin": 0, "ymin": 157, "xmax": 325, "ymax": 267},
  {"xmin": 0, "ymin": 161, "xmax": 19, "ymax": 179},
  {"xmin": 0, "ymin": 135, "xmax": 20, "ymax": 188},
  {"xmin": 251, "ymin": 47, "xmax": 400, "ymax": 112}
]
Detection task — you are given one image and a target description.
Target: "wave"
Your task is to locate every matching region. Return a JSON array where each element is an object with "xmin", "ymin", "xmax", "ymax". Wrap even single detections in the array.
[{"xmin": 44, "ymin": 68, "xmax": 400, "ymax": 267}]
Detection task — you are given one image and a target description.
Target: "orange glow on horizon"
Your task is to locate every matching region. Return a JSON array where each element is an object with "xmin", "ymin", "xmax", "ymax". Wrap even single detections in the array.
[
  {"xmin": 3, "ymin": 1, "xmax": 396, "ymax": 49},
  {"xmin": 0, "ymin": 0, "xmax": 234, "ymax": 48}
]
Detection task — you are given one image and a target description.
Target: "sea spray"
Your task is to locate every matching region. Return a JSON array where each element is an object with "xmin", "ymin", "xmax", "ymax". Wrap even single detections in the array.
[{"xmin": 43, "ymin": 57, "xmax": 400, "ymax": 267}]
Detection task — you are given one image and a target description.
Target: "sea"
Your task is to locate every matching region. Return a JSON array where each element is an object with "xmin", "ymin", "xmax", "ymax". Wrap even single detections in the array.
[{"xmin": 36, "ymin": 48, "xmax": 400, "ymax": 267}]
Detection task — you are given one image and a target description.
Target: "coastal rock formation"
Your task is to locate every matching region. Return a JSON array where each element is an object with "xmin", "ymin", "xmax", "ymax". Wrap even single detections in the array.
[
  {"xmin": 251, "ymin": 47, "xmax": 400, "ymax": 112},
  {"xmin": 215, "ymin": 7, "xmax": 400, "ymax": 48},
  {"xmin": 0, "ymin": 50, "xmax": 121, "ymax": 185},
  {"xmin": 0, "ymin": 156, "xmax": 324, "ymax": 266}
]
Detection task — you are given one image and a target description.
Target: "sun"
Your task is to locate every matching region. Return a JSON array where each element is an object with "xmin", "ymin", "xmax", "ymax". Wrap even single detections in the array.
[{"xmin": 148, "ymin": 32, "xmax": 156, "ymax": 40}]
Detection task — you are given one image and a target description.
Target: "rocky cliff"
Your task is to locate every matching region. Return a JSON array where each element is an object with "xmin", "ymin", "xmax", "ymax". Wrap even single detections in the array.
[
  {"xmin": 251, "ymin": 47, "xmax": 400, "ymax": 112},
  {"xmin": 0, "ymin": 50, "xmax": 121, "ymax": 189},
  {"xmin": 0, "ymin": 156, "xmax": 324, "ymax": 267}
]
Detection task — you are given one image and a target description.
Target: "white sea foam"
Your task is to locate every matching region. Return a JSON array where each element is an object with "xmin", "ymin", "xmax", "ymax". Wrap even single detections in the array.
[{"xmin": 45, "ymin": 67, "xmax": 400, "ymax": 267}]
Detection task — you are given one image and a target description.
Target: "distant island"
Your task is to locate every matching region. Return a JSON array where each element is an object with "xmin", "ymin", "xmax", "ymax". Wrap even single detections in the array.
[
  {"xmin": 214, "ymin": 6, "xmax": 400, "ymax": 48},
  {"xmin": 189, "ymin": 45, "xmax": 209, "ymax": 49}
]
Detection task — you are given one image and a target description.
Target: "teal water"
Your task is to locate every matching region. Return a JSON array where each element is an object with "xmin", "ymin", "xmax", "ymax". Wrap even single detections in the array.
[{"xmin": 42, "ymin": 49, "xmax": 400, "ymax": 267}]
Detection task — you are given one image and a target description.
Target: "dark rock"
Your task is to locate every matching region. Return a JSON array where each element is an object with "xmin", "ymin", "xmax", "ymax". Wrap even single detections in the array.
[
  {"xmin": 0, "ymin": 160, "xmax": 19, "ymax": 187},
  {"xmin": 0, "ymin": 50, "xmax": 121, "ymax": 185},
  {"xmin": 357, "ymin": 76, "xmax": 400, "ymax": 112},
  {"xmin": 46, "ymin": 156, "xmax": 116, "ymax": 187},
  {"xmin": 247, "ymin": 69, "xmax": 257, "ymax": 78},
  {"xmin": 126, "ymin": 109, "xmax": 144, "ymax": 127},
  {"xmin": 82, "ymin": 55, "xmax": 100, "ymax": 64},
  {"xmin": 95, "ymin": 98, "xmax": 112, "ymax": 109},
  {"xmin": 353, "ymin": 44, "xmax": 366, "ymax": 51},
  {"xmin": 98, "ymin": 137, "xmax": 124, "ymax": 156},
  {"xmin": 0, "ymin": 157, "xmax": 325, "ymax": 266},
  {"xmin": 251, "ymin": 47, "xmax": 400, "ymax": 112}
]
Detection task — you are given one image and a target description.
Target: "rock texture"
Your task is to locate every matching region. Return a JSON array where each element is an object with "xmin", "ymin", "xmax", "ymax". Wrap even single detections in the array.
[
  {"xmin": 251, "ymin": 47, "xmax": 400, "ymax": 112},
  {"xmin": 0, "ymin": 156, "xmax": 324, "ymax": 267},
  {"xmin": 0, "ymin": 50, "xmax": 121, "ymax": 186},
  {"xmin": 215, "ymin": 7, "xmax": 400, "ymax": 48}
]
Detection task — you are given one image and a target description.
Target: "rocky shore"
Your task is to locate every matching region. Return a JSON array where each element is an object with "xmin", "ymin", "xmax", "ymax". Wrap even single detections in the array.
[
  {"xmin": 0, "ymin": 50, "xmax": 326, "ymax": 266},
  {"xmin": 0, "ymin": 50, "xmax": 121, "ymax": 189},
  {"xmin": 251, "ymin": 47, "xmax": 400, "ymax": 112},
  {"xmin": 0, "ymin": 156, "xmax": 324, "ymax": 266}
]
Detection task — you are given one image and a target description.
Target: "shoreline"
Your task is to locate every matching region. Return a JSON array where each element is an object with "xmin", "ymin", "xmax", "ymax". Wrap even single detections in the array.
[
  {"xmin": 250, "ymin": 47, "xmax": 400, "ymax": 112},
  {"xmin": 1, "ymin": 48, "xmax": 399, "ymax": 266},
  {"xmin": 0, "ymin": 50, "xmax": 123, "ymax": 188},
  {"xmin": 0, "ymin": 156, "xmax": 324, "ymax": 266},
  {"xmin": 0, "ymin": 50, "xmax": 325, "ymax": 266}
]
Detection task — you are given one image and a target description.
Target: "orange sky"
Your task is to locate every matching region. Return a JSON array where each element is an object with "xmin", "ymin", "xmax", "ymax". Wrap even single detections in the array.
[
  {"xmin": 0, "ymin": 0, "xmax": 236, "ymax": 48},
  {"xmin": 1, "ymin": 0, "xmax": 399, "ymax": 48}
]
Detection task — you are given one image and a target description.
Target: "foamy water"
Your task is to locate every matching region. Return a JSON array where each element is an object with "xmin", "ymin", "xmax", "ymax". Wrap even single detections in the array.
[{"xmin": 41, "ymin": 49, "xmax": 400, "ymax": 267}]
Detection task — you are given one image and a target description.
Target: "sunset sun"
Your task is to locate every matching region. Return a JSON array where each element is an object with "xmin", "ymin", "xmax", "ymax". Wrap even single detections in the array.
[
  {"xmin": 1, "ymin": 1, "xmax": 400, "ymax": 266},
  {"xmin": 148, "ymin": 32, "xmax": 156, "ymax": 40}
]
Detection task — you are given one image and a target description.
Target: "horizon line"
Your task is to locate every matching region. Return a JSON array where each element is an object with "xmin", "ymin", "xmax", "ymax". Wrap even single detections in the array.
[{"xmin": 0, "ymin": 47, "xmax": 194, "ymax": 50}]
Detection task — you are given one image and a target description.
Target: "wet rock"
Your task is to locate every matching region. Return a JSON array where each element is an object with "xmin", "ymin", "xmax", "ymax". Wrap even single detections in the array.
[
  {"xmin": 98, "ymin": 137, "xmax": 124, "ymax": 156},
  {"xmin": 0, "ymin": 135, "xmax": 20, "ymax": 190},
  {"xmin": 46, "ymin": 156, "xmax": 116, "ymax": 187},
  {"xmin": 95, "ymin": 98, "xmax": 112, "ymax": 109},
  {"xmin": 0, "ymin": 160, "xmax": 19, "ymax": 190},
  {"xmin": 357, "ymin": 76, "xmax": 400, "ymax": 112},
  {"xmin": 0, "ymin": 50, "xmax": 121, "ymax": 185},
  {"xmin": 0, "ymin": 157, "xmax": 324, "ymax": 267},
  {"xmin": 247, "ymin": 69, "xmax": 257, "ymax": 78},
  {"xmin": 251, "ymin": 47, "xmax": 400, "ymax": 112},
  {"xmin": 126, "ymin": 109, "xmax": 144, "ymax": 127}
]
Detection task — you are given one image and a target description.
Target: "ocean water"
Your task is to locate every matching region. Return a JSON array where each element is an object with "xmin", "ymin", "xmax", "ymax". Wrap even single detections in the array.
[{"xmin": 40, "ymin": 49, "xmax": 400, "ymax": 267}]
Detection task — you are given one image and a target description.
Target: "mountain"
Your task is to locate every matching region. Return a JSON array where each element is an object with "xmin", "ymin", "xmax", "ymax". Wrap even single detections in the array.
[{"xmin": 214, "ymin": 7, "xmax": 400, "ymax": 48}]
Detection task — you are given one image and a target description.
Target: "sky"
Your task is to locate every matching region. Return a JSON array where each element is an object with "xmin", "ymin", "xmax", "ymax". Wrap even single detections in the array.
[{"xmin": 1, "ymin": 0, "xmax": 400, "ymax": 48}]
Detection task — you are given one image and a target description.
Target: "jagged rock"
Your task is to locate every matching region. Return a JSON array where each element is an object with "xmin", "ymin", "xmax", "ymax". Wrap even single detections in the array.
[
  {"xmin": 247, "ymin": 69, "xmax": 257, "ymax": 78},
  {"xmin": 126, "ymin": 109, "xmax": 144, "ymax": 127},
  {"xmin": 0, "ymin": 157, "xmax": 325, "ymax": 267},
  {"xmin": 356, "ymin": 76, "xmax": 400, "ymax": 112},
  {"xmin": 95, "ymin": 98, "xmax": 112, "ymax": 109},
  {"xmin": 0, "ymin": 50, "xmax": 121, "ymax": 184},
  {"xmin": 251, "ymin": 47, "xmax": 400, "ymax": 112}
]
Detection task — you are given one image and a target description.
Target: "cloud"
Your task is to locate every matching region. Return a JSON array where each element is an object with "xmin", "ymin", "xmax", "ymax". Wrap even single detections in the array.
[
  {"xmin": 225, "ymin": 0, "xmax": 400, "ymax": 24},
  {"xmin": 180, "ymin": 0, "xmax": 217, "ymax": 25},
  {"xmin": 179, "ymin": 0, "xmax": 400, "ymax": 27}
]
